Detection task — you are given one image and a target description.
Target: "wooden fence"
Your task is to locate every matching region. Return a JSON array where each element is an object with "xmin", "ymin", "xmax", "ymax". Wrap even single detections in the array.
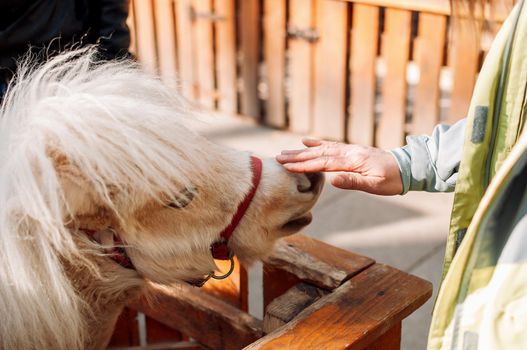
[
  {"xmin": 127, "ymin": 0, "xmax": 506, "ymax": 149},
  {"xmin": 109, "ymin": 234, "xmax": 431, "ymax": 349}
]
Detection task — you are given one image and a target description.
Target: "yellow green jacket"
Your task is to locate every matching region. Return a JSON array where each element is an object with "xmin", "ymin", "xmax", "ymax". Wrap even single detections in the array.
[{"xmin": 393, "ymin": 1, "xmax": 527, "ymax": 348}]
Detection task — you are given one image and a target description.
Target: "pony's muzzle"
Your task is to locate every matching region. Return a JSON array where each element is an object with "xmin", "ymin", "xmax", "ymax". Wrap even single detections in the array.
[{"xmin": 297, "ymin": 172, "xmax": 324, "ymax": 194}]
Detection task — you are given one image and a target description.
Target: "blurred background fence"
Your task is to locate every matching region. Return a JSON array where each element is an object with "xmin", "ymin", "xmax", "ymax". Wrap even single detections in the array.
[{"xmin": 127, "ymin": 0, "xmax": 505, "ymax": 149}]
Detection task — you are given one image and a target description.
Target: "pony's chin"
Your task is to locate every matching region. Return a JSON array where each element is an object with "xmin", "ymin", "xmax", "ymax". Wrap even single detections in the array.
[{"xmin": 281, "ymin": 212, "xmax": 313, "ymax": 232}]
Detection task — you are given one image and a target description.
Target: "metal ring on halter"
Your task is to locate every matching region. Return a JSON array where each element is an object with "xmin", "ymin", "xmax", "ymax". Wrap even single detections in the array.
[{"xmin": 210, "ymin": 256, "xmax": 236, "ymax": 280}]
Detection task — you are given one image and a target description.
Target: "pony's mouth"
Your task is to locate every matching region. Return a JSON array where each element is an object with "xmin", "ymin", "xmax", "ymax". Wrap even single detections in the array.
[{"xmin": 282, "ymin": 212, "xmax": 313, "ymax": 231}]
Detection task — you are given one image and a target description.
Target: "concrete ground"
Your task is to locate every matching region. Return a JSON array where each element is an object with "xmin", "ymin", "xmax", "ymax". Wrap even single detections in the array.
[{"xmin": 196, "ymin": 112, "xmax": 454, "ymax": 350}]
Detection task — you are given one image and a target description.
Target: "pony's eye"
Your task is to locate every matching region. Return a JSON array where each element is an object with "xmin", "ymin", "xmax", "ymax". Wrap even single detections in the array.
[{"xmin": 166, "ymin": 186, "xmax": 196, "ymax": 209}]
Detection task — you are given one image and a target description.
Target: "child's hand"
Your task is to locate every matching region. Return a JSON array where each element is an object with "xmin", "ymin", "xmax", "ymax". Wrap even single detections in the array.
[{"xmin": 276, "ymin": 138, "xmax": 403, "ymax": 195}]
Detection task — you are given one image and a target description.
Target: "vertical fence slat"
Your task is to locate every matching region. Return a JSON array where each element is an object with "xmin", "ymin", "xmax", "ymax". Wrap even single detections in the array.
[
  {"xmin": 413, "ymin": 14, "xmax": 447, "ymax": 135},
  {"xmin": 133, "ymin": 0, "xmax": 158, "ymax": 73},
  {"xmin": 288, "ymin": 0, "xmax": 315, "ymax": 134},
  {"xmin": 263, "ymin": 0, "xmax": 287, "ymax": 128},
  {"xmin": 201, "ymin": 258, "xmax": 248, "ymax": 311},
  {"xmin": 193, "ymin": 0, "xmax": 215, "ymax": 108},
  {"xmin": 127, "ymin": 1, "xmax": 137, "ymax": 56},
  {"xmin": 175, "ymin": 0, "xmax": 196, "ymax": 99},
  {"xmin": 239, "ymin": 0, "xmax": 261, "ymax": 118},
  {"xmin": 215, "ymin": 0, "xmax": 237, "ymax": 114},
  {"xmin": 108, "ymin": 308, "xmax": 140, "ymax": 346},
  {"xmin": 312, "ymin": 0, "xmax": 349, "ymax": 141},
  {"xmin": 146, "ymin": 316, "xmax": 183, "ymax": 343},
  {"xmin": 154, "ymin": 0, "xmax": 178, "ymax": 86},
  {"xmin": 348, "ymin": 4, "xmax": 379, "ymax": 146},
  {"xmin": 448, "ymin": 19, "xmax": 480, "ymax": 123},
  {"xmin": 376, "ymin": 9, "xmax": 411, "ymax": 149}
]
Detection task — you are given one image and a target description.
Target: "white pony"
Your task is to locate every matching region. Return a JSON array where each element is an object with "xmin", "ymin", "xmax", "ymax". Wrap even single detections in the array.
[{"xmin": 0, "ymin": 48, "xmax": 323, "ymax": 350}]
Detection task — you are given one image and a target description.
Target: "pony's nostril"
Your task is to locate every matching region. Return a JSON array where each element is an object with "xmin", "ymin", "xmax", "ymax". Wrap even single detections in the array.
[{"xmin": 298, "ymin": 172, "xmax": 324, "ymax": 193}]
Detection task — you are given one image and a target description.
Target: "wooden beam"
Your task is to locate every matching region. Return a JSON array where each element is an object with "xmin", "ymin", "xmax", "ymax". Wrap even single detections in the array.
[
  {"xmin": 245, "ymin": 263, "xmax": 432, "ymax": 350},
  {"xmin": 264, "ymin": 282, "xmax": 329, "ymax": 334},
  {"xmin": 339, "ymin": 0, "xmax": 509, "ymax": 19},
  {"xmin": 131, "ymin": 283, "xmax": 263, "ymax": 350},
  {"xmin": 265, "ymin": 234, "xmax": 375, "ymax": 290}
]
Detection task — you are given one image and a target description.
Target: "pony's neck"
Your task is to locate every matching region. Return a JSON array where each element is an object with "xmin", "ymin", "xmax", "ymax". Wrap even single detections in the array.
[{"xmin": 64, "ymin": 238, "xmax": 144, "ymax": 349}]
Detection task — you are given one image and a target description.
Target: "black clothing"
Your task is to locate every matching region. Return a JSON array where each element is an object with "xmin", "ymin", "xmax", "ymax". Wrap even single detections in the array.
[{"xmin": 0, "ymin": 0, "xmax": 130, "ymax": 84}]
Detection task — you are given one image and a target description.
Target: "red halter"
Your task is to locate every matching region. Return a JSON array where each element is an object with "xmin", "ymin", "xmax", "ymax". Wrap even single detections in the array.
[
  {"xmin": 82, "ymin": 156, "xmax": 262, "ymax": 271},
  {"xmin": 210, "ymin": 156, "xmax": 262, "ymax": 260}
]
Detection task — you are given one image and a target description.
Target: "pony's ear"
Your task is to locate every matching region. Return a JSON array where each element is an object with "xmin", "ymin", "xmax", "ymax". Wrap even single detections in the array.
[{"xmin": 47, "ymin": 147, "xmax": 99, "ymax": 217}]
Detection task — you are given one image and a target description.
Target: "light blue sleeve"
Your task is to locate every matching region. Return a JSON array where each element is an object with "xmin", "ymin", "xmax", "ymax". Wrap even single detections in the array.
[{"xmin": 390, "ymin": 118, "xmax": 467, "ymax": 194}]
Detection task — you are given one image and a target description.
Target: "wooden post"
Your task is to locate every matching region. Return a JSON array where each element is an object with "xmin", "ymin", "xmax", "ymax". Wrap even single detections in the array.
[
  {"xmin": 376, "ymin": 8, "xmax": 412, "ymax": 149},
  {"xmin": 133, "ymin": 0, "xmax": 158, "ymax": 74},
  {"xmin": 413, "ymin": 13, "xmax": 447, "ymax": 135},
  {"xmin": 348, "ymin": 4, "xmax": 379, "ymax": 146},
  {"xmin": 239, "ymin": 0, "xmax": 261, "ymax": 118},
  {"xmin": 448, "ymin": 18, "xmax": 480, "ymax": 123},
  {"xmin": 288, "ymin": 0, "xmax": 315, "ymax": 134},
  {"xmin": 215, "ymin": 0, "xmax": 238, "ymax": 114},
  {"xmin": 154, "ymin": 0, "xmax": 178, "ymax": 87},
  {"xmin": 175, "ymin": 0, "xmax": 196, "ymax": 99},
  {"xmin": 193, "ymin": 0, "xmax": 215, "ymax": 108},
  {"xmin": 312, "ymin": 0, "xmax": 349, "ymax": 141},
  {"xmin": 263, "ymin": 0, "xmax": 287, "ymax": 128}
]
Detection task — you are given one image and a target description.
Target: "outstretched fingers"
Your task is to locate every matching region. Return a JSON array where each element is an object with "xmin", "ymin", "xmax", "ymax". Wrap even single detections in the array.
[{"xmin": 281, "ymin": 156, "xmax": 350, "ymax": 173}]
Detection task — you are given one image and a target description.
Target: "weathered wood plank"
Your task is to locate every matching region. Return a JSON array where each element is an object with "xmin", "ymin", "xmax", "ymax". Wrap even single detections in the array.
[
  {"xmin": 376, "ymin": 9, "xmax": 412, "ymax": 149},
  {"xmin": 413, "ymin": 13, "xmax": 447, "ymax": 135},
  {"xmin": 239, "ymin": 0, "xmax": 261, "ymax": 118},
  {"xmin": 133, "ymin": 0, "xmax": 158, "ymax": 73},
  {"xmin": 132, "ymin": 283, "xmax": 263, "ymax": 350},
  {"xmin": 348, "ymin": 4, "xmax": 379, "ymax": 146},
  {"xmin": 215, "ymin": 0, "xmax": 238, "ymax": 114},
  {"xmin": 288, "ymin": 0, "xmax": 315, "ymax": 134},
  {"xmin": 192, "ymin": 0, "xmax": 215, "ymax": 108},
  {"xmin": 263, "ymin": 282, "xmax": 329, "ymax": 334},
  {"xmin": 312, "ymin": 0, "xmax": 349, "ymax": 140},
  {"xmin": 263, "ymin": 0, "xmax": 287, "ymax": 128},
  {"xmin": 154, "ymin": 0, "xmax": 178, "ymax": 86},
  {"xmin": 448, "ymin": 18, "xmax": 480, "ymax": 123},
  {"xmin": 263, "ymin": 265, "xmax": 302, "ymax": 313},
  {"xmin": 245, "ymin": 263, "xmax": 432, "ymax": 350},
  {"xmin": 175, "ymin": 0, "xmax": 196, "ymax": 99},
  {"xmin": 265, "ymin": 234, "xmax": 375, "ymax": 290}
]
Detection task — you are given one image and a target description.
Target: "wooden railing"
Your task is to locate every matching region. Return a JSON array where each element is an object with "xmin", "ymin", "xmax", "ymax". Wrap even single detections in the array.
[
  {"xmin": 109, "ymin": 234, "xmax": 432, "ymax": 349},
  {"xmin": 126, "ymin": 0, "xmax": 506, "ymax": 149}
]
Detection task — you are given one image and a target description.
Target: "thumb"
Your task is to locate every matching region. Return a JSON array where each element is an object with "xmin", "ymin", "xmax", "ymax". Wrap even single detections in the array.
[{"xmin": 331, "ymin": 173, "xmax": 376, "ymax": 192}]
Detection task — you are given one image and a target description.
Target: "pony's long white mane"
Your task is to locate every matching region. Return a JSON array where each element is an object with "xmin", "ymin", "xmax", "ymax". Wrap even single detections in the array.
[{"xmin": 0, "ymin": 47, "xmax": 209, "ymax": 349}]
